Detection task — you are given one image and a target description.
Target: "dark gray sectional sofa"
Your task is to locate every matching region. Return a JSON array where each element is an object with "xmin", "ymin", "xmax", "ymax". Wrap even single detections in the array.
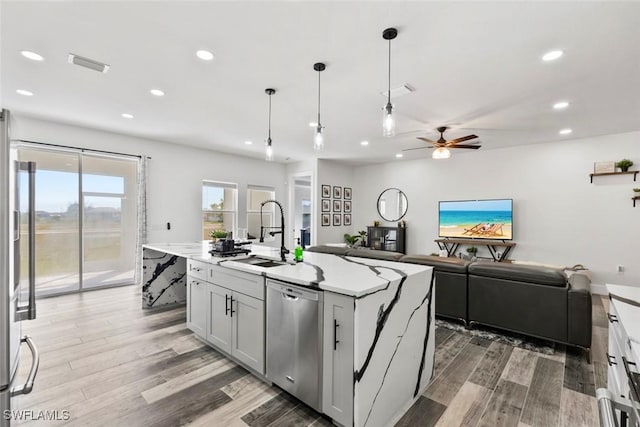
[{"xmin": 306, "ymin": 246, "xmax": 593, "ymax": 361}]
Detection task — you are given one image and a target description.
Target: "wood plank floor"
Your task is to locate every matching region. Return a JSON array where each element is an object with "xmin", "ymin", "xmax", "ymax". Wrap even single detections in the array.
[{"xmin": 13, "ymin": 285, "xmax": 607, "ymax": 426}]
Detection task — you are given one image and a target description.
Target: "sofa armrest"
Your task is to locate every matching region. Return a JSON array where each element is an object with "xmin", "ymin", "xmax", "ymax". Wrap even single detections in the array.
[{"xmin": 567, "ymin": 272, "xmax": 592, "ymax": 348}]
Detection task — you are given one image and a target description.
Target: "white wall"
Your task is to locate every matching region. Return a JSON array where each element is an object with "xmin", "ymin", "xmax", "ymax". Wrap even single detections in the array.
[
  {"xmin": 316, "ymin": 159, "xmax": 355, "ymax": 245},
  {"xmin": 10, "ymin": 115, "xmax": 287, "ymax": 245},
  {"xmin": 353, "ymin": 131, "xmax": 640, "ymax": 288}
]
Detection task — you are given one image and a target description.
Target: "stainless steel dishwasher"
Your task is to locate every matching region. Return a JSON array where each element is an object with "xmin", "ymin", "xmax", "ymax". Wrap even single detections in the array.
[{"xmin": 266, "ymin": 279, "xmax": 324, "ymax": 411}]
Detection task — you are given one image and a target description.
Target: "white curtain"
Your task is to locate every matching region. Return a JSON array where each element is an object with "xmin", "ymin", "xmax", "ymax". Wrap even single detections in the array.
[{"xmin": 134, "ymin": 156, "xmax": 149, "ymax": 285}]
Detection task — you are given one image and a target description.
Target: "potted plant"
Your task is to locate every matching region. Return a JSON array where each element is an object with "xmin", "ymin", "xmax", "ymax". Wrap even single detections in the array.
[
  {"xmin": 357, "ymin": 230, "xmax": 367, "ymax": 247},
  {"xmin": 466, "ymin": 246, "xmax": 478, "ymax": 261},
  {"xmin": 616, "ymin": 159, "xmax": 634, "ymax": 172},
  {"xmin": 344, "ymin": 233, "xmax": 360, "ymax": 248},
  {"xmin": 209, "ymin": 229, "xmax": 228, "ymax": 243}
]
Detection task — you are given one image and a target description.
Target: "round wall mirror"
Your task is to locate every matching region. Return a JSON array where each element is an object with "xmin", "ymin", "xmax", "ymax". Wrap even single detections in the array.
[{"xmin": 377, "ymin": 188, "xmax": 408, "ymax": 222}]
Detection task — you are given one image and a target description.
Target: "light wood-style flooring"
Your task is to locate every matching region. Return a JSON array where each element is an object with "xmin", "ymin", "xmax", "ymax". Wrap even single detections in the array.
[{"xmin": 13, "ymin": 285, "xmax": 608, "ymax": 426}]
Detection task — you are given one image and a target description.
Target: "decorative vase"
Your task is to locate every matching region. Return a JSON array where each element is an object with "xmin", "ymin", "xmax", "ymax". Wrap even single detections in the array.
[{"xmin": 621, "ymin": 166, "xmax": 630, "ymax": 172}]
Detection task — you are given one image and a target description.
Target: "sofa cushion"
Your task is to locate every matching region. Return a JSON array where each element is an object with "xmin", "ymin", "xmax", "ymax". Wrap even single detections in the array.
[
  {"xmin": 400, "ymin": 255, "xmax": 470, "ymax": 273},
  {"xmin": 468, "ymin": 262, "xmax": 567, "ymax": 287},
  {"xmin": 305, "ymin": 245, "xmax": 349, "ymax": 256},
  {"xmin": 346, "ymin": 248, "xmax": 404, "ymax": 262}
]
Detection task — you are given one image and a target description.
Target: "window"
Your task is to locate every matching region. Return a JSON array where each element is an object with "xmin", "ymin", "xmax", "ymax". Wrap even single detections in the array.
[
  {"xmin": 202, "ymin": 181, "xmax": 237, "ymax": 240},
  {"xmin": 247, "ymin": 185, "xmax": 275, "ymax": 240}
]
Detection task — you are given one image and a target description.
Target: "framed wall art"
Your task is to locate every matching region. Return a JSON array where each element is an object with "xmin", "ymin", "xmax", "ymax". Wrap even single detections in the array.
[
  {"xmin": 344, "ymin": 187, "xmax": 352, "ymax": 200},
  {"xmin": 333, "ymin": 213, "xmax": 342, "ymax": 226},
  {"xmin": 333, "ymin": 186, "xmax": 342, "ymax": 199},
  {"xmin": 343, "ymin": 214, "xmax": 351, "ymax": 226},
  {"xmin": 321, "ymin": 199, "xmax": 330, "ymax": 212},
  {"xmin": 321, "ymin": 213, "xmax": 330, "ymax": 227},
  {"xmin": 333, "ymin": 200, "xmax": 341, "ymax": 212},
  {"xmin": 344, "ymin": 200, "xmax": 351, "ymax": 213}
]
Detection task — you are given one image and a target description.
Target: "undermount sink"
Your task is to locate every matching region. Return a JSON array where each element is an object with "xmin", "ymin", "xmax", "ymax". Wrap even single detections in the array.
[{"xmin": 231, "ymin": 256, "xmax": 288, "ymax": 268}]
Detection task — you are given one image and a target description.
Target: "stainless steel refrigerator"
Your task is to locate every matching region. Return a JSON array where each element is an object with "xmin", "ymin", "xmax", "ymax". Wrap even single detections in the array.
[{"xmin": 1, "ymin": 110, "xmax": 39, "ymax": 426}]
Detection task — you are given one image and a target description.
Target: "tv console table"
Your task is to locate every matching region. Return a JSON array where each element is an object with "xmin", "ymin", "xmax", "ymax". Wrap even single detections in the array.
[{"xmin": 434, "ymin": 238, "xmax": 516, "ymax": 262}]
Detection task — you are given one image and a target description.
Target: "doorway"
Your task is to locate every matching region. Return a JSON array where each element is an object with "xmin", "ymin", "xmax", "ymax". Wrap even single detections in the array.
[{"xmin": 290, "ymin": 173, "xmax": 313, "ymax": 248}]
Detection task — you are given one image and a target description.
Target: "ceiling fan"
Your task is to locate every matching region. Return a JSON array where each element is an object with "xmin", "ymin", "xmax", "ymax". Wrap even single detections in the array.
[{"xmin": 403, "ymin": 126, "xmax": 481, "ymax": 158}]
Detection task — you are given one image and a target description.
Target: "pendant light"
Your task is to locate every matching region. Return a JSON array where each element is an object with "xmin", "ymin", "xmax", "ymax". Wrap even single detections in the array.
[
  {"xmin": 264, "ymin": 88, "xmax": 275, "ymax": 161},
  {"xmin": 382, "ymin": 27, "xmax": 398, "ymax": 137},
  {"xmin": 313, "ymin": 62, "xmax": 326, "ymax": 152}
]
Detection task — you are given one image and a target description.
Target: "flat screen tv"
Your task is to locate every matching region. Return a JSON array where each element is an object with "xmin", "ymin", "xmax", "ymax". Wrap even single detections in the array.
[{"xmin": 439, "ymin": 199, "xmax": 513, "ymax": 240}]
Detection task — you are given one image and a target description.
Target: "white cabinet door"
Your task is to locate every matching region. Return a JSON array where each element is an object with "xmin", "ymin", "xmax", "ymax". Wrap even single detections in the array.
[
  {"xmin": 231, "ymin": 292, "xmax": 265, "ymax": 374},
  {"xmin": 322, "ymin": 292, "xmax": 354, "ymax": 427},
  {"xmin": 186, "ymin": 276, "xmax": 207, "ymax": 338},
  {"xmin": 207, "ymin": 283, "xmax": 232, "ymax": 353}
]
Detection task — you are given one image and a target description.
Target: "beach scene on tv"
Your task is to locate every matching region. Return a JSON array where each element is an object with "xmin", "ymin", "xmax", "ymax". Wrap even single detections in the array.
[{"xmin": 439, "ymin": 199, "xmax": 513, "ymax": 240}]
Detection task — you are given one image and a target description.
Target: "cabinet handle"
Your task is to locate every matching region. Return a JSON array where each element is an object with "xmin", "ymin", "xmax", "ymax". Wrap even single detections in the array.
[
  {"xmin": 225, "ymin": 295, "xmax": 230, "ymax": 316},
  {"xmin": 334, "ymin": 319, "xmax": 340, "ymax": 350},
  {"xmin": 608, "ymin": 314, "xmax": 618, "ymax": 323},
  {"xmin": 192, "ymin": 280, "xmax": 199, "ymax": 286},
  {"xmin": 606, "ymin": 353, "xmax": 617, "ymax": 366},
  {"xmin": 230, "ymin": 297, "xmax": 235, "ymax": 318}
]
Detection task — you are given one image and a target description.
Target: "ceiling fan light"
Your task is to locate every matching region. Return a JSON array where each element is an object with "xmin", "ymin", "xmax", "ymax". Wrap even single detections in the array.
[{"xmin": 432, "ymin": 147, "xmax": 451, "ymax": 160}]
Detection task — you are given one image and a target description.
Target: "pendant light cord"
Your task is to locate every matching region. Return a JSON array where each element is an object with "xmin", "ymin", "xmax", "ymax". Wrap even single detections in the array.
[
  {"xmin": 268, "ymin": 93, "xmax": 272, "ymax": 141},
  {"xmin": 317, "ymin": 70, "xmax": 321, "ymax": 124},
  {"xmin": 387, "ymin": 38, "xmax": 392, "ymax": 105}
]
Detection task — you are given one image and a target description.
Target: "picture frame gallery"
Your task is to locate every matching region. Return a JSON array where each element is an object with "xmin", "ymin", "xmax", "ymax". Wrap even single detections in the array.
[{"xmin": 321, "ymin": 184, "xmax": 353, "ymax": 226}]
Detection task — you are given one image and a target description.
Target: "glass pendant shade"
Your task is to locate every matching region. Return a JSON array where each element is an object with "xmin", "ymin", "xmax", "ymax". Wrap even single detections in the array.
[
  {"xmin": 383, "ymin": 103, "xmax": 395, "ymax": 137},
  {"xmin": 265, "ymin": 139, "xmax": 274, "ymax": 161},
  {"xmin": 432, "ymin": 147, "xmax": 451, "ymax": 159},
  {"xmin": 314, "ymin": 125, "xmax": 324, "ymax": 152}
]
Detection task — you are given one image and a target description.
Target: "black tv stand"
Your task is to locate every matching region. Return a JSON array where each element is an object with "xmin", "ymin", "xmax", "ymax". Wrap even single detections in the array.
[{"xmin": 434, "ymin": 238, "xmax": 516, "ymax": 262}]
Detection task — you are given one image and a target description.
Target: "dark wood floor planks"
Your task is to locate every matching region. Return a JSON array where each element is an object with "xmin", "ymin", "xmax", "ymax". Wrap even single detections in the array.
[{"xmin": 16, "ymin": 286, "xmax": 608, "ymax": 427}]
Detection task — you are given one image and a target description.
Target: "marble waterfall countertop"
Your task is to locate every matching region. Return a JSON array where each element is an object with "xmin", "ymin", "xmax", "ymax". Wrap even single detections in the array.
[
  {"xmin": 142, "ymin": 242, "xmax": 431, "ymax": 298},
  {"xmin": 607, "ymin": 283, "xmax": 640, "ymax": 361}
]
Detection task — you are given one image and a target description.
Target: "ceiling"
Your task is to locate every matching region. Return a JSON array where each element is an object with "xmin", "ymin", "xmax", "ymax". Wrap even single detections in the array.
[{"xmin": 2, "ymin": 1, "xmax": 639, "ymax": 164}]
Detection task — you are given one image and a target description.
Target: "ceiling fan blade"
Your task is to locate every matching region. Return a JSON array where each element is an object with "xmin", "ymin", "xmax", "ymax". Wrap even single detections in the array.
[
  {"xmin": 450, "ymin": 144, "xmax": 482, "ymax": 149},
  {"xmin": 402, "ymin": 146, "xmax": 429, "ymax": 152},
  {"xmin": 447, "ymin": 134, "xmax": 478, "ymax": 144},
  {"xmin": 416, "ymin": 137, "xmax": 436, "ymax": 144}
]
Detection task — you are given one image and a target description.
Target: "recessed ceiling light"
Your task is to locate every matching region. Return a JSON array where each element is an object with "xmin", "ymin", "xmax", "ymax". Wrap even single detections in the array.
[
  {"xmin": 20, "ymin": 50, "xmax": 44, "ymax": 61},
  {"xmin": 121, "ymin": 113, "xmax": 134, "ymax": 119},
  {"xmin": 308, "ymin": 122, "xmax": 318, "ymax": 127},
  {"xmin": 395, "ymin": 153, "xmax": 403, "ymax": 158},
  {"xmin": 196, "ymin": 50, "xmax": 214, "ymax": 61},
  {"xmin": 244, "ymin": 140, "xmax": 253, "ymax": 145},
  {"xmin": 150, "ymin": 89, "xmax": 165, "ymax": 97},
  {"xmin": 553, "ymin": 101, "xmax": 569, "ymax": 110},
  {"xmin": 559, "ymin": 128, "xmax": 572, "ymax": 135},
  {"xmin": 360, "ymin": 141, "xmax": 369, "ymax": 146},
  {"xmin": 542, "ymin": 50, "xmax": 563, "ymax": 61},
  {"xmin": 16, "ymin": 89, "xmax": 34, "ymax": 96}
]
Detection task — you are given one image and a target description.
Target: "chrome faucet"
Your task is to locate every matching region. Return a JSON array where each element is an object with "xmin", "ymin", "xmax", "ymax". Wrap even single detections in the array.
[{"xmin": 259, "ymin": 199, "xmax": 289, "ymax": 262}]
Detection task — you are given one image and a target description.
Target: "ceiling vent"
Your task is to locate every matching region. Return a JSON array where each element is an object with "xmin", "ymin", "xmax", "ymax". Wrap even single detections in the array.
[
  {"xmin": 68, "ymin": 53, "xmax": 110, "ymax": 73},
  {"xmin": 380, "ymin": 84, "xmax": 415, "ymax": 99}
]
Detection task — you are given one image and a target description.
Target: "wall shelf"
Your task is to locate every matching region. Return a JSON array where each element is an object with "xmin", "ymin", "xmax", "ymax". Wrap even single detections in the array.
[{"xmin": 589, "ymin": 170, "xmax": 638, "ymax": 183}]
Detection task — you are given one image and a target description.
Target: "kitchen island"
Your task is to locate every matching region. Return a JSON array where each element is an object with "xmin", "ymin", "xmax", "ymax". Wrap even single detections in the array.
[{"xmin": 141, "ymin": 242, "xmax": 435, "ymax": 427}]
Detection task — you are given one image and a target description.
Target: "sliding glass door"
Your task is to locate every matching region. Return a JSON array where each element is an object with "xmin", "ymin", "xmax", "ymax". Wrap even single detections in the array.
[{"xmin": 18, "ymin": 146, "xmax": 138, "ymax": 296}]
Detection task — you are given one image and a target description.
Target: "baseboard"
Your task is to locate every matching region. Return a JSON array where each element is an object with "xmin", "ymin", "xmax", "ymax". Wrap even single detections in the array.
[{"xmin": 591, "ymin": 283, "xmax": 607, "ymax": 295}]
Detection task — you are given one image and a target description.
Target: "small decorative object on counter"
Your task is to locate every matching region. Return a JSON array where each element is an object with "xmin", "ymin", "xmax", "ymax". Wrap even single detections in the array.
[
  {"xmin": 373, "ymin": 220, "xmax": 380, "ymax": 227},
  {"xmin": 344, "ymin": 233, "xmax": 360, "ymax": 248},
  {"xmin": 210, "ymin": 229, "xmax": 228, "ymax": 243},
  {"xmin": 294, "ymin": 238, "xmax": 304, "ymax": 262},
  {"xmin": 401, "ymin": 220, "xmax": 407, "ymax": 228},
  {"xmin": 357, "ymin": 230, "xmax": 367, "ymax": 247},
  {"xmin": 615, "ymin": 158, "xmax": 634, "ymax": 172}
]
